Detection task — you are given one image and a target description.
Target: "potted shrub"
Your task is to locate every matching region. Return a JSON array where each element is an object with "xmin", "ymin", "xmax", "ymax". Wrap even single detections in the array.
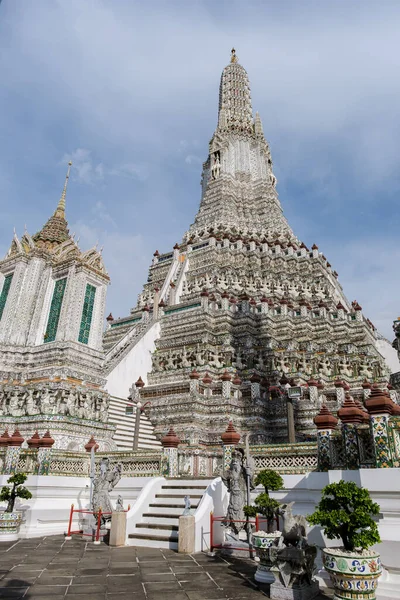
[
  {"xmin": 0, "ymin": 473, "xmax": 32, "ymax": 541},
  {"xmin": 244, "ymin": 469, "xmax": 284, "ymax": 584},
  {"xmin": 308, "ymin": 480, "xmax": 382, "ymax": 599}
]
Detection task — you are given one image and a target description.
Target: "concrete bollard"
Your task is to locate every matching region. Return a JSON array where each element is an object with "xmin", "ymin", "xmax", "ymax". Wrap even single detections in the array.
[
  {"xmin": 178, "ymin": 515, "xmax": 195, "ymax": 554},
  {"xmin": 109, "ymin": 511, "xmax": 127, "ymax": 547}
]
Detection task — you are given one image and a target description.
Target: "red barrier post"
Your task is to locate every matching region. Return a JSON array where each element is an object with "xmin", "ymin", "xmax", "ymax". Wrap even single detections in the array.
[
  {"xmin": 94, "ymin": 508, "xmax": 102, "ymax": 545},
  {"xmin": 210, "ymin": 511, "xmax": 213, "ymax": 553},
  {"xmin": 65, "ymin": 504, "xmax": 74, "ymax": 540}
]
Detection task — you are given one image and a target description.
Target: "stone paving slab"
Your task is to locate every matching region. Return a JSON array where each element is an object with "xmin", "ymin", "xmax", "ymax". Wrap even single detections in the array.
[{"xmin": 0, "ymin": 535, "xmax": 333, "ymax": 599}]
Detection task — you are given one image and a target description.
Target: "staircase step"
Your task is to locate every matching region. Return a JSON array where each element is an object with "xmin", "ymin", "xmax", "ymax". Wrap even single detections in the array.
[
  {"xmin": 129, "ymin": 530, "xmax": 178, "ymax": 541},
  {"xmin": 155, "ymin": 494, "xmax": 203, "ymax": 499},
  {"xmin": 162, "ymin": 485, "xmax": 207, "ymax": 490},
  {"xmin": 165, "ymin": 478, "xmax": 212, "ymax": 485},
  {"xmin": 137, "ymin": 523, "xmax": 179, "ymax": 531},
  {"xmin": 127, "ymin": 537, "xmax": 178, "ymax": 550},
  {"xmin": 142, "ymin": 515, "xmax": 179, "ymax": 524},
  {"xmin": 144, "ymin": 506, "xmax": 189, "ymax": 516},
  {"xmin": 149, "ymin": 502, "xmax": 199, "ymax": 509}
]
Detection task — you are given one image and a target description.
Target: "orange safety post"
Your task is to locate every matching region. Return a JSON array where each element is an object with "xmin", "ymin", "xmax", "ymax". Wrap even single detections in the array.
[
  {"xmin": 210, "ymin": 511, "xmax": 214, "ymax": 552},
  {"xmin": 94, "ymin": 508, "xmax": 102, "ymax": 544},
  {"xmin": 65, "ymin": 504, "xmax": 74, "ymax": 540}
]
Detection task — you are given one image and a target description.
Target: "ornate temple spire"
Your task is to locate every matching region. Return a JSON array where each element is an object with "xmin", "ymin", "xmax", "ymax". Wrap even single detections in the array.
[
  {"xmin": 32, "ymin": 162, "xmax": 73, "ymax": 249},
  {"xmin": 190, "ymin": 50, "xmax": 292, "ymax": 237},
  {"xmin": 54, "ymin": 160, "xmax": 72, "ymax": 219},
  {"xmin": 218, "ymin": 48, "xmax": 253, "ymax": 133}
]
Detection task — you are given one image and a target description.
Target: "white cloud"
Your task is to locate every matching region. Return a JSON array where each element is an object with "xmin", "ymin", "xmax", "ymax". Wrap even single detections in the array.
[
  {"xmin": 1, "ymin": 0, "xmax": 400, "ymax": 338},
  {"xmin": 322, "ymin": 238, "xmax": 400, "ymax": 341},
  {"xmin": 185, "ymin": 154, "xmax": 202, "ymax": 165},
  {"xmin": 61, "ymin": 149, "xmax": 103, "ymax": 185}
]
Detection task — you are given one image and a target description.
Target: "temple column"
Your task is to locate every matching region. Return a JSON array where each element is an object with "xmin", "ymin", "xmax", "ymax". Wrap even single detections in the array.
[
  {"xmin": 334, "ymin": 380, "xmax": 345, "ymax": 408},
  {"xmin": 200, "ymin": 289, "xmax": 209, "ymax": 310},
  {"xmin": 250, "ymin": 374, "xmax": 261, "ymax": 400},
  {"xmin": 221, "ymin": 421, "xmax": 241, "ymax": 470},
  {"xmin": 189, "ymin": 369, "xmax": 200, "ymax": 395},
  {"xmin": 314, "ymin": 405, "xmax": 338, "ymax": 471},
  {"xmin": 338, "ymin": 394, "xmax": 363, "ymax": 470},
  {"xmin": 221, "ymin": 292, "xmax": 229, "ymax": 311},
  {"xmin": 221, "ymin": 371, "xmax": 232, "ymax": 399},
  {"xmin": 3, "ymin": 430, "xmax": 24, "ymax": 474},
  {"xmin": 307, "ymin": 379, "xmax": 319, "ymax": 403},
  {"xmin": 365, "ymin": 386, "xmax": 395, "ymax": 468},
  {"xmin": 161, "ymin": 427, "xmax": 180, "ymax": 477}
]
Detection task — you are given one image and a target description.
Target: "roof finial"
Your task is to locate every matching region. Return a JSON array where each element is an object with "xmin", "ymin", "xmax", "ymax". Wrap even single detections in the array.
[
  {"xmin": 55, "ymin": 161, "xmax": 72, "ymax": 219},
  {"xmin": 230, "ymin": 48, "xmax": 237, "ymax": 63}
]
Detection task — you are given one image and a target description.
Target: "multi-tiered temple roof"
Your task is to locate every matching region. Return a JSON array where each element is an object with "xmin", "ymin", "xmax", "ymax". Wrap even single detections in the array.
[{"xmin": 104, "ymin": 50, "xmax": 396, "ymax": 445}]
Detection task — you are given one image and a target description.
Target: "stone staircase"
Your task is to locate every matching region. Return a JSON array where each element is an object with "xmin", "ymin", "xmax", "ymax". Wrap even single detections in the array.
[
  {"xmin": 127, "ymin": 479, "xmax": 212, "ymax": 549},
  {"xmin": 108, "ymin": 396, "xmax": 161, "ymax": 450}
]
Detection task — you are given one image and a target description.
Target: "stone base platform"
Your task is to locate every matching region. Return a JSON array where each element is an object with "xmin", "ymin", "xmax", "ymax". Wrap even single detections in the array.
[
  {"xmin": 0, "ymin": 535, "xmax": 334, "ymax": 600},
  {"xmin": 0, "ymin": 414, "xmax": 117, "ymax": 451}
]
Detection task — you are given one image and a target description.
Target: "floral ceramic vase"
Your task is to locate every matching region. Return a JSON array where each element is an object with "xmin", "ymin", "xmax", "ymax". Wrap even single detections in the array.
[
  {"xmin": 252, "ymin": 531, "xmax": 281, "ymax": 584},
  {"xmin": 322, "ymin": 547, "xmax": 382, "ymax": 600},
  {"xmin": 0, "ymin": 512, "xmax": 23, "ymax": 542}
]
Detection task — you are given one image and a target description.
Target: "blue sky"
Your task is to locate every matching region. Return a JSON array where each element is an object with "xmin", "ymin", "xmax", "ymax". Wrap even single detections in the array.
[{"xmin": 0, "ymin": 0, "xmax": 399, "ymax": 339}]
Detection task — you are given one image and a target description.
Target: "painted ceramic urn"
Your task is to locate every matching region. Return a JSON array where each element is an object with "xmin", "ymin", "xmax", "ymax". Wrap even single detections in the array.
[
  {"xmin": 251, "ymin": 531, "xmax": 281, "ymax": 584},
  {"xmin": 0, "ymin": 512, "xmax": 23, "ymax": 542},
  {"xmin": 322, "ymin": 547, "xmax": 382, "ymax": 600}
]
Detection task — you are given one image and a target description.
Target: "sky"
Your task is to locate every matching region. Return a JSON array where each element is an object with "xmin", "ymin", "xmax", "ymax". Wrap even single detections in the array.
[{"xmin": 0, "ymin": 0, "xmax": 399, "ymax": 339}]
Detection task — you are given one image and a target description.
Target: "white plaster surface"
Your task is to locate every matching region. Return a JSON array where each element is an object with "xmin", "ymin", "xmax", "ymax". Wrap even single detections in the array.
[
  {"xmin": 194, "ymin": 476, "xmax": 229, "ymax": 552},
  {"xmin": 0, "ymin": 475, "xmax": 152, "ymax": 538},
  {"xmin": 106, "ymin": 321, "xmax": 161, "ymax": 398},
  {"xmin": 376, "ymin": 338, "xmax": 400, "ymax": 374}
]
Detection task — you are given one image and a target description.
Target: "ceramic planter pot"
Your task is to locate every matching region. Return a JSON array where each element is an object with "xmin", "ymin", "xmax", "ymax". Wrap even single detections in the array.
[
  {"xmin": 0, "ymin": 511, "xmax": 23, "ymax": 542},
  {"xmin": 322, "ymin": 547, "xmax": 382, "ymax": 600},
  {"xmin": 252, "ymin": 531, "xmax": 281, "ymax": 584}
]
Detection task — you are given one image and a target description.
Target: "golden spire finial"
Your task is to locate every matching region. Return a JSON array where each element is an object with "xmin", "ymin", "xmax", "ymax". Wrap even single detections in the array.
[
  {"xmin": 55, "ymin": 161, "xmax": 72, "ymax": 218},
  {"xmin": 230, "ymin": 48, "xmax": 237, "ymax": 63}
]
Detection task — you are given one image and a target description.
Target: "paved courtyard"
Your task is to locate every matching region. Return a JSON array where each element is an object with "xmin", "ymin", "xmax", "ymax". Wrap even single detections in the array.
[{"xmin": 0, "ymin": 535, "xmax": 332, "ymax": 599}]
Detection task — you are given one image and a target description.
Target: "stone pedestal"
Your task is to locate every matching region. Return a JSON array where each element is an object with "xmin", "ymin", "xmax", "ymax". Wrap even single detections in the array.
[
  {"xmin": 178, "ymin": 515, "xmax": 195, "ymax": 553},
  {"xmin": 109, "ymin": 511, "xmax": 127, "ymax": 547},
  {"xmin": 269, "ymin": 545, "xmax": 319, "ymax": 600},
  {"xmin": 270, "ymin": 579, "xmax": 319, "ymax": 600}
]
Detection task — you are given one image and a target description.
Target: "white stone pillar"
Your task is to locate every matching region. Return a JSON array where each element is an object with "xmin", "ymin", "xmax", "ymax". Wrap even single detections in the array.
[
  {"xmin": 200, "ymin": 290, "xmax": 209, "ymax": 310},
  {"xmin": 250, "ymin": 374, "xmax": 261, "ymax": 400},
  {"xmin": 221, "ymin": 371, "xmax": 232, "ymax": 399},
  {"xmin": 221, "ymin": 293, "xmax": 229, "ymax": 310},
  {"xmin": 189, "ymin": 369, "xmax": 200, "ymax": 394},
  {"xmin": 161, "ymin": 427, "xmax": 180, "ymax": 477}
]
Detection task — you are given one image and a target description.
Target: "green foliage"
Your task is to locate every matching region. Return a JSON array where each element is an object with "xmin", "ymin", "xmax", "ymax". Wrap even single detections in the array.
[
  {"xmin": 244, "ymin": 470, "xmax": 283, "ymax": 532},
  {"xmin": 0, "ymin": 473, "xmax": 32, "ymax": 513},
  {"xmin": 243, "ymin": 505, "xmax": 257, "ymax": 518},
  {"xmin": 253, "ymin": 493, "xmax": 280, "ymax": 522},
  {"xmin": 307, "ymin": 480, "xmax": 381, "ymax": 552},
  {"xmin": 254, "ymin": 470, "xmax": 284, "ymax": 496}
]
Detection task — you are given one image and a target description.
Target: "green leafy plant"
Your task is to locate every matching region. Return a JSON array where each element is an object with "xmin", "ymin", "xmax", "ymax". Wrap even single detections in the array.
[
  {"xmin": 244, "ymin": 469, "xmax": 283, "ymax": 532},
  {"xmin": 0, "ymin": 473, "xmax": 32, "ymax": 513},
  {"xmin": 307, "ymin": 480, "xmax": 381, "ymax": 551},
  {"xmin": 254, "ymin": 469, "xmax": 284, "ymax": 495}
]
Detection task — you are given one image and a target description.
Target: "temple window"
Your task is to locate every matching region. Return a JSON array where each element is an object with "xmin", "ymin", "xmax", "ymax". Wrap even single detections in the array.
[
  {"xmin": 78, "ymin": 283, "xmax": 97, "ymax": 344},
  {"xmin": 44, "ymin": 277, "xmax": 67, "ymax": 342},
  {"xmin": 0, "ymin": 273, "xmax": 13, "ymax": 321}
]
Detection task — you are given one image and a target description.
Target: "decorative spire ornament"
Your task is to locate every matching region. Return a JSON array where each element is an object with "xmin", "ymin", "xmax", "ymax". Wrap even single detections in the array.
[{"xmin": 54, "ymin": 161, "xmax": 72, "ymax": 219}]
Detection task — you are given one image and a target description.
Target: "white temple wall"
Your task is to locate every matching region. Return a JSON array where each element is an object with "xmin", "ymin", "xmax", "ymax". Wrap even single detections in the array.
[
  {"xmin": 376, "ymin": 338, "xmax": 400, "ymax": 374},
  {"xmin": 0, "ymin": 475, "xmax": 152, "ymax": 539},
  {"xmin": 106, "ymin": 321, "xmax": 161, "ymax": 399},
  {"xmin": 268, "ymin": 468, "xmax": 400, "ymax": 544}
]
